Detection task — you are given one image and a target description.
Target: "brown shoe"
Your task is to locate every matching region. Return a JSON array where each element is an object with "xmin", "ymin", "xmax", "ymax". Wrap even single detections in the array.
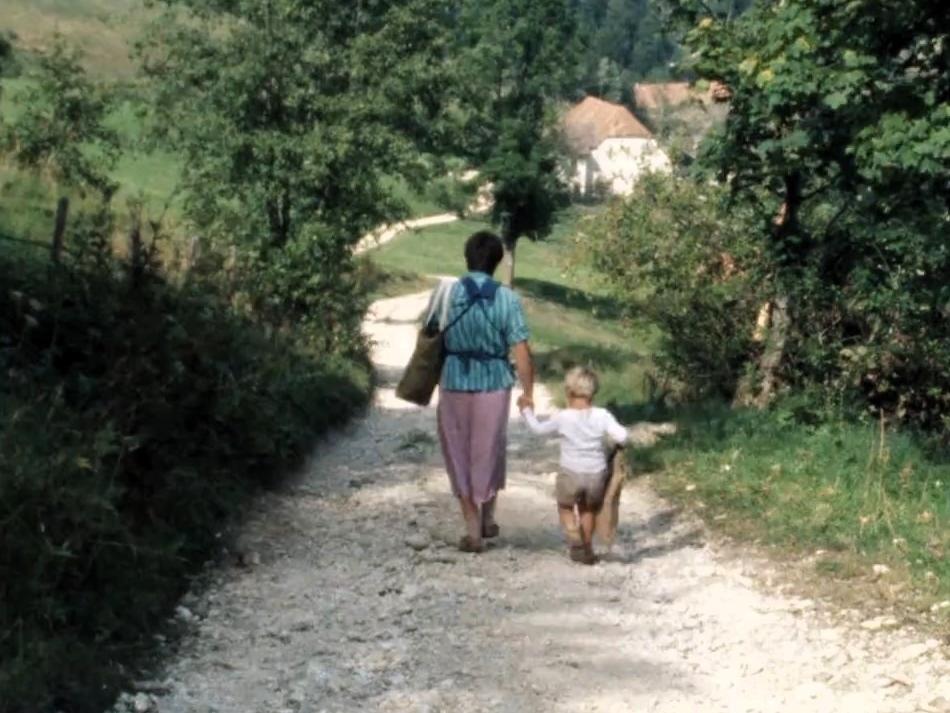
[
  {"xmin": 458, "ymin": 535, "xmax": 484, "ymax": 553},
  {"xmin": 569, "ymin": 545, "xmax": 598, "ymax": 565}
]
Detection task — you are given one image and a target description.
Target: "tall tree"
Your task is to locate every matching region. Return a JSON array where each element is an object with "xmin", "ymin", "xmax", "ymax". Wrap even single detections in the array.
[
  {"xmin": 0, "ymin": 34, "xmax": 12, "ymax": 79},
  {"xmin": 574, "ymin": 0, "xmax": 680, "ymax": 96},
  {"xmin": 673, "ymin": 0, "xmax": 950, "ymax": 417},
  {"xmin": 454, "ymin": 0, "xmax": 579, "ymax": 284},
  {"xmin": 141, "ymin": 0, "xmax": 452, "ymax": 339}
]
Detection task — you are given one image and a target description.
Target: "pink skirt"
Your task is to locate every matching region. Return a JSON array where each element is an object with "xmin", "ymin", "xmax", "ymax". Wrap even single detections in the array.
[{"xmin": 437, "ymin": 389, "xmax": 511, "ymax": 505}]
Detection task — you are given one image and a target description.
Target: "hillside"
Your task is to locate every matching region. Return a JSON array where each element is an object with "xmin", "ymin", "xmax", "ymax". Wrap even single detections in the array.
[{"xmin": 1, "ymin": 0, "xmax": 143, "ymax": 77}]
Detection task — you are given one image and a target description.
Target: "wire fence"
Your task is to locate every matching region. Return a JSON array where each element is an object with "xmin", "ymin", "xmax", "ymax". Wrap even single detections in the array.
[
  {"xmin": 0, "ymin": 232, "xmax": 50, "ymax": 253},
  {"xmin": 1, "ymin": 198, "xmax": 73, "ymax": 261}
]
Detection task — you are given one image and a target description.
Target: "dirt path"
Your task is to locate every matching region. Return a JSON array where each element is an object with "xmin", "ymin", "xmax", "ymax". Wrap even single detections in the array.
[
  {"xmin": 355, "ymin": 214, "xmax": 460, "ymax": 254},
  {"xmin": 142, "ymin": 291, "xmax": 949, "ymax": 713}
]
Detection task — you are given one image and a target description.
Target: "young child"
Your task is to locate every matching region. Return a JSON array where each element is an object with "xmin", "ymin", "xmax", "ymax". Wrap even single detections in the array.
[{"xmin": 519, "ymin": 366, "xmax": 628, "ymax": 565}]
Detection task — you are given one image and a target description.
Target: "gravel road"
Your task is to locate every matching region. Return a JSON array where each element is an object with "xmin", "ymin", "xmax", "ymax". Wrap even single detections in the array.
[{"xmin": 133, "ymin": 291, "xmax": 949, "ymax": 713}]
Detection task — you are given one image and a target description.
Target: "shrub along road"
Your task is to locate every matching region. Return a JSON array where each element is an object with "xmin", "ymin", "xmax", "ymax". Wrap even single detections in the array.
[{"xmin": 128, "ymin": 291, "xmax": 950, "ymax": 713}]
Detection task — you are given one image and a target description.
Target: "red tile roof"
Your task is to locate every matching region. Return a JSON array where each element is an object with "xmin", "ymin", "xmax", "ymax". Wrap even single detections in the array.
[{"xmin": 563, "ymin": 96, "xmax": 654, "ymax": 153}]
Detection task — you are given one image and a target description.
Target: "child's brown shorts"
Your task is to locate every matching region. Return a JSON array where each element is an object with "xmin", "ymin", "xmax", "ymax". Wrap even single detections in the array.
[{"xmin": 555, "ymin": 468, "xmax": 608, "ymax": 508}]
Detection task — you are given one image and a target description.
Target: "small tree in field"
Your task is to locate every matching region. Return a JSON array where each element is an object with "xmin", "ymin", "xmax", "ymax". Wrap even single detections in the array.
[
  {"xmin": 0, "ymin": 34, "xmax": 12, "ymax": 79},
  {"xmin": 3, "ymin": 37, "xmax": 118, "ymax": 196},
  {"xmin": 454, "ymin": 0, "xmax": 578, "ymax": 285},
  {"xmin": 141, "ymin": 0, "xmax": 453, "ymax": 345},
  {"xmin": 0, "ymin": 34, "xmax": 15, "ymax": 116}
]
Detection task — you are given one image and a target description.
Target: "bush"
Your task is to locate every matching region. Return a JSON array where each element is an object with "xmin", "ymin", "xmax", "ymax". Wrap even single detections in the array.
[
  {"xmin": 588, "ymin": 172, "xmax": 950, "ymax": 432},
  {"xmin": 586, "ymin": 172, "xmax": 765, "ymax": 399},
  {"xmin": 786, "ymin": 199, "xmax": 950, "ymax": 433},
  {"xmin": 0, "ymin": 245, "xmax": 370, "ymax": 712}
]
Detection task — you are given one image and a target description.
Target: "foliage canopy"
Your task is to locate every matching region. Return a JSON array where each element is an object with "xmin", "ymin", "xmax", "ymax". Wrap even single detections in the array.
[
  {"xmin": 451, "ymin": 0, "xmax": 579, "ymax": 282},
  {"xmin": 141, "ymin": 0, "xmax": 453, "ymax": 336},
  {"xmin": 594, "ymin": 0, "xmax": 950, "ymax": 427},
  {"xmin": 2, "ymin": 38, "xmax": 118, "ymax": 195}
]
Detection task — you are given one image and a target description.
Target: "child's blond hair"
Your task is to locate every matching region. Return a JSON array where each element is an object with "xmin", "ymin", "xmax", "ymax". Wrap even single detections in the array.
[{"xmin": 564, "ymin": 366, "xmax": 599, "ymax": 400}]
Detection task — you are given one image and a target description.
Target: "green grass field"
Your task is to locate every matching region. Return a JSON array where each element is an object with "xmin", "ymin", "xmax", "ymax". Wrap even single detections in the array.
[
  {"xmin": 0, "ymin": 7, "xmax": 437, "ymax": 245},
  {"xmin": 0, "ymin": 79, "xmax": 182, "ymax": 246},
  {"xmin": 0, "ymin": 77, "xmax": 431, "ymax": 250},
  {"xmin": 383, "ymin": 175, "xmax": 449, "ymax": 218},
  {"xmin": 369, "ymin": 210, "xmax": 950, "ymax": 625},
  {"xmin": 1, "ymin": 86, "xmax": 436, "ymax": 245}
]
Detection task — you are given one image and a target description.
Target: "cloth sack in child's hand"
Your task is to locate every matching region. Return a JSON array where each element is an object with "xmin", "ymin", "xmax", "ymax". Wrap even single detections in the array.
[{"xmin": 594, "ymin": 448, "xmax": 629, "ymax": 548}]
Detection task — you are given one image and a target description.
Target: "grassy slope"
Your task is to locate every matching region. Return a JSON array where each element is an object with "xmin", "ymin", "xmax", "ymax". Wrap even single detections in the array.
[
  {"xmin": 369, "ymin": 210, "xmax": 950, "ymax": 626},
  {"xmin": 0, "ymin": 243, "xmax": 373, "ymax": 713},
  {"xmin": 0, "ymin": 2, "xmax": 435, "ymax": 245},
  {"xmin": 0, "ymin": 81, "xmax": 431, "ymax": 249},
  {"xmin": 0, "ymin": 0, "xmax": 143, "ymax": 77},
  {"xmin": 1, "ymin": 78, "xmax": 183, "ymax": 245}
]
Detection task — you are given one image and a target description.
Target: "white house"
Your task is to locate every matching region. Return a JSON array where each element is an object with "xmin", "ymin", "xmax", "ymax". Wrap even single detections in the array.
[{"xmin": 562, "ymin": 96, "xmax": 671, "ymax": 197}]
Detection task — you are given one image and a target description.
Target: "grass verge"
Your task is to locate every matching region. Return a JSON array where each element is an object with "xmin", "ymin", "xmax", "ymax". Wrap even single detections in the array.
[{"xmin": 643, "ymin": 402, "xmax": 950, "ymax": 625}]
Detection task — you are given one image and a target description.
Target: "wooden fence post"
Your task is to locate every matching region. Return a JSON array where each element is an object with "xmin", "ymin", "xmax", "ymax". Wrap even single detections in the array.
[
  {"xmin": 50, "ymin": 197, "xmax": 69, "ymax": 263},
  {"xmin": 128, "ymin": 210, "xmax": 143, "ymax": 287},
  {"xmin": 186, "ymin": 235, "xmax": 201, "ymax": 273}
]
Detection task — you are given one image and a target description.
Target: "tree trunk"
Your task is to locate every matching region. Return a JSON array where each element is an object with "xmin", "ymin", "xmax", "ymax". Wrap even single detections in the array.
[
  {"xmin": 500, "ymin": 211, "xmax": 517, "ymax": 286},
  {"xmin": 265, "ymin": 191, "xmax": 291, "ymax": 249},
  {"xmin": 733, "ymin": 300, "xmax": 775, "ymax": 406},
  {"xmin": 753, "ymin": 295, "xmax": 789, "ymax": 408},
  {"xmin": 752, "ymin": 174, "xmax": 801, "ymax": 406},
  {"xmin": 128, "ymin": 209, "xmax": 143, "ymax": 288},
  {"xmin": 503, "ymin": 237, "xmax": 517, "ymax": 287},
  {"xmin": 50, "ymin": 197, "xmax": 69, "ymax": 263},
  {"xmin": 734, "ymin": 174, "xmax": 801, "ymax": 408}
]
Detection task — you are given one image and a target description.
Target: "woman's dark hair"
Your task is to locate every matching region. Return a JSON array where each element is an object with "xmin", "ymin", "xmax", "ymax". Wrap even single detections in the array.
[{"xmin": 464, "ymin": 230, "xmax": 504, "ymax": 274}]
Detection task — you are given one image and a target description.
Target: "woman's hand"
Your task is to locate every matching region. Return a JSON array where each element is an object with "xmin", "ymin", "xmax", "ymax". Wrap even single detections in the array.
[{"xmin": 517, "ymin": 394, "xmax": 534, "ymax": 412}]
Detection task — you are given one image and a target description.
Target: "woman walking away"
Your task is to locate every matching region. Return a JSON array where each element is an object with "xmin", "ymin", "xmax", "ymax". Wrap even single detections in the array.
[{"xmin": 434, "ymin": 231, "xmax": 535, "ymax": 553}]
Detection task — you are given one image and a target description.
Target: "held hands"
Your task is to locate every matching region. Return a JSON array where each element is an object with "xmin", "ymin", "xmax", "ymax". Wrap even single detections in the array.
[{"xmin": 517, "ymin": 394, "xmax": 534, "ymax": 412}]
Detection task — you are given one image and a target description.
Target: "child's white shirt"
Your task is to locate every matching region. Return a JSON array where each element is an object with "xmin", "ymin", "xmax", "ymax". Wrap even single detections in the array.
[{"xmin": 522, "ymin": 407, "xmax": 628, "ymax": 474}]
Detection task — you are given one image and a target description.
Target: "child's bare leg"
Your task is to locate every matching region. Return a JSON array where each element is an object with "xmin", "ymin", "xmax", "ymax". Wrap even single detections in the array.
[
  {"xmin": 558, "ymin": 504, "xmax": 581, "ymax": 545},
  {"xmin": 578, "ymin": 504, "xmax": 595, "ymax": 551},
  {"xmin": 573, "ymin": 502, "xmax": 597, "ymax": 564}
]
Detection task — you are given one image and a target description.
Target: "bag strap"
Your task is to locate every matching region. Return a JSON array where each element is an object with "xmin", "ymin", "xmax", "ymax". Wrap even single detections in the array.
[
  {"xmin": 442, "ymin": 286, "xmax": 479, "ymax": 334},
  {"xmin": 448, "ymin": 277, "xmax": 503, "ymax": 336},
  {"xmin": 443, "ymin": 277, "xmax": 509, "ymax": 368},
  {"xmin": 463, "ymin": 277, "xmax": 505, "ymax": 344},
  {"xmin": 460, "ymin": 275, "xmax": 500, "ymax": 302}
]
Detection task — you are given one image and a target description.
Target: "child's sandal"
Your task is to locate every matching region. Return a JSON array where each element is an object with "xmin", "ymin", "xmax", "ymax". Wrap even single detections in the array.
[
  {"xmin": 569, "ymin": 545, "xmax": 587, "ymax": 563},
  {"xmin": 569, "ymin": 545, "xmax": 598, "ymax": 565}
]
